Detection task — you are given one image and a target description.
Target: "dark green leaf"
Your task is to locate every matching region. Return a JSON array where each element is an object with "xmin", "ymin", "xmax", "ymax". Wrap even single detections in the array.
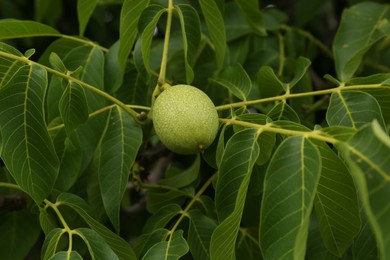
[
  {"xmin": 234, "ymin": 113, "xmax": 276, "ymax": 166},
  {"xmin": 63, "ymin": 46, "xmax": 105, "ymax": 110},
  {"xmin": 234, "ymin": 0, "xmax": 266, "ymax": 35},
  {"xmin": 353, "ymin": 211, "xmax": 378, "ymax": 260},
  {"xmin": 0, "ymin": 20, "xmax": 60, "ymax": 40},
  {"xmin": 49, "ymin": 251, "xmax": 83, "ymax": 260},
  {"xmin": 188, "ymin": 210, "xmax": 217, "ymax": 260},
  {"xmin": 0, "ymin": 42, "xmax": 24, "ymax": 88},
  {"xmin": 287, "ymin": 57, "xmax": 311, "ymax": 89},
  {"xmin": 259, "ymin": 136, "xmax": 321, "ymax": 259},
  {"xmin": 0, "ymin": 211, "xmax": 41, "ymax": 260},
  {"xmin": 97, "ymin": 105, "xmax": 143, "ymax": 231},
  {"xmin": 139, "ymin": 5, "xmax": 166, "ymax": 75},
  {"xmin": 56, "ymin": 193, "xmax": 137, "ymax": 260},
  {"xmin": 159, "ymin": 154, "xmax": 200, "ymax": 188},
  {"xmin": 224, "ymin": 2, "xmax": 252, "ymax": 42},
  {"xmin": 135, "ymin": 228, "xmax": 170, "ymax": 258},
  {"xmin": 52, "ymin": 128, "xmax": 83, "ymax": 191},
  {"xmin": 59, "ymin": 81, "xmax": 89, "ymax": 133},
  {"xmin": 318, "ymin": 126, "xmax": 356, "ymax": 142},
  {"xmin": 315, "ymin": 142, "xmax": 361, "ymax": 256},
  {"xmin": 118, "ymin": 0, "xmax": 150, "ymax": 70},
  {"xmin": 210, "ymin": 128, "xmax": 260, "ymax": 259},
  {"xmin": 76, "ymin": 228, "xmax": 119, "ymax": 259},
  {"xmin": 49, "ymin": 52, "xmax": 67, "ymax": 73},
  {"xmin": 198, "ymin": 0, "xmax": 226, "ymax": 70},
  {"xmin": 146, "ymin": 187, "xmax": 193, "ymax": 213},
  {"xmin": 77, "ymin": 0, "xmax": 98, "ymax": 36},
  {"xmin": 142, "ymin": 204, "xmax": 182, "ymax": 234},
  {"xmin": 333, "ymin": 2, "xmax": 390, "ymax": 82},
  {"xmin": 42, "ymin": 228, "xmax": 65, "ymax": 260},
  {"xmin": 104, "ymin": 40, "xmax": 123, "ymax": 94},
  {"xmin": 175, "ymin": 4, "xmax": 201, "ymax": 84},
  {"xmin": 0, "ymin": 65, "xmax": 59, "ymax": 204},
  {"xmin": 267, "ymin": 102, "xmax": 301, "ymax": 123},
  {"xmin": 256, "ymin": 66, "xmax": 285, "ymax": 98},
  {"xmin": 340, "ymin": 121, "xmax": 390, "ymax": 259},
  {"xmin": 326, "ymin": 90, "xmax": 385, "ymax": 129},
  {"xmin": 142, "ymin": 230, "xmax": 189, "ymax": 260},
  {"xmin": 212, "ymin": 64, "xmax": 252, "ymax": 101}
]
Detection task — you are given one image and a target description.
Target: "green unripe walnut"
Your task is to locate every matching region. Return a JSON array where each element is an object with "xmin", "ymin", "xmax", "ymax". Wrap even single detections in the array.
[{"xmin": 152, "ymin": 84, "xmax": 219, "ymax": 154}]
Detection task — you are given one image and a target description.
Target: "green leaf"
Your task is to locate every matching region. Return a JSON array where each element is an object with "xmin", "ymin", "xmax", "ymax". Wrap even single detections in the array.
[
  {"xmin": 0, "ymin": 64, "xmax": 59, "ymax": 204},
  {"xmin": 224, "ymin": 2, "xmax": 252, "ymax": 42},
  {"xmin": 58, "ymin": 81, "xmax": 89, "ymax": 133},
  {"xmin": 42, "ymin": 228, "xmax": 65, "ymax": 260},
  {"xmin": 146, "ymin": 187, "xmax": 193, "ymax": 213},
  {"xmin": 142, "ymin": 204, "xmax": 182, "ymax": 234},
  {"xmin": 0, "ymin": 211, "xmax": 41, "ymax": 260},
  {"xmin": 259, "ymin": 136, "xmax": 321, "ymax": 259},
  {"xmin": 340, "ymin": 121, "xmax": 390, "ymax": 259},
  {"xmin": 97, "ymin": 105, "xmax": 143, "ymax": 232},
  {"xmin": 56, "ymin": 193, "xmax": 137, "ymax": 260},
  {"xmin": 39, "ymin": 207, "xmax": 59, "ymax": 235},
  {"xmin": 118, "ymin": 0, "xmax": 150, "ymax": 71},
  {"xmin": 318, "ymin": 126, "xmax": 356, "ymax": 143},
  {"xmin": 77, "ymin": 0, "xmax": 98, "ymax": 36},
  {"xmin": 234, "ymin": 113, "xmax": 276, "ymax": 166},
  {"xmin": 256, "ymin": 66, "xmax": 285, "ymax": 98},
  {"xmin": 314, "ymin": 142, "xmax": 361, "ymax": 256},
  {"xmin": 38, "ymin": 38, "xmax": 85, "ymax": 66},
  {"xmin": 212, "ymin": 64, "xmax": 252, "ymax": 101},
  {"xmin": 267, "ymin": 102, "xmax": 301, "ymax": 123},
  {"xmin": 198, "ymin": 0, "xmax": 226, "ymax": 70},
  {"xmin": 287, "ymin": 57, "xmax": 311, "ymax": 90},
  {"xmin": 353, "ymin": 211, "xmax": 378, "ymax": 260},
  {"xmin": 76, "ymin": 228, "xmax": 120, "ymax": 259},
  {"xmin": 326, "ymin": 90, "xmax": 385, "ymax": 129},
  {"xmin": 52, "ymin": 128, "xmax": 83, "ymax": 191},
  {"xmin": 234, "ymin": 0, "xmax": 266, "ymax": 35},
  {"xmin": 142, "ymin": 230, "xmax": 189, "ymax": 260},
  {"xmin": 158, "ymin": 154, "xmax": 200, "ymax": 188},
  {"xmin": 63, "ymin": 46, "xmax": 105, "ymax": 108},
  {"xmin": 139, "ymin": 5, "xmax": 166, "ymax": 76},
  {"xmin": 135, "ymin": 228, "xmax": 170, "ymax": 258},
  {"xmin": 0, "ymin": 19, "xmax": 60, "ymax": 40},
  {"xmin": 175, "ymin": 4, "xmax": 201, "ymax": 84},
  {"xmin": 49, "ymin": 251, "xmax": 83, "ymax": 260},
  {"xmin": 210, "ymin": 128, "xmax": 260, "ymax": 260},
  {"xmin": 49, "ymin": 52, "xmax": 67, "ymax": 73},
  {"xmin": 187, "ymin": 210, "xmax": 217, "ymax": 260},
  {"xmin": 333, "ymin": 2, "xmax": 390, "ymax": 82},
  {"xmin": 0, "ymin": 42, "xmax": 25, "ymax": 88},
  {"xmin": 104, "ymin": 40, "xmax": 123, "ymax": 94}
]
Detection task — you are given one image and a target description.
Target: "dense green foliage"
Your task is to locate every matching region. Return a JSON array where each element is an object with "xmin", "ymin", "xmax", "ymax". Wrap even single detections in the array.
[{"xmin": 0, "ymin": 0, "xmax": 389, "ymax": 259}]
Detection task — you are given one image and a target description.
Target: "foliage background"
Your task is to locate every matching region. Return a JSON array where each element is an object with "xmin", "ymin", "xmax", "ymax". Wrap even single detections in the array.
[{"xmin": 0, "ymin": 0, "xmax": 390, "ymax": 259}]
